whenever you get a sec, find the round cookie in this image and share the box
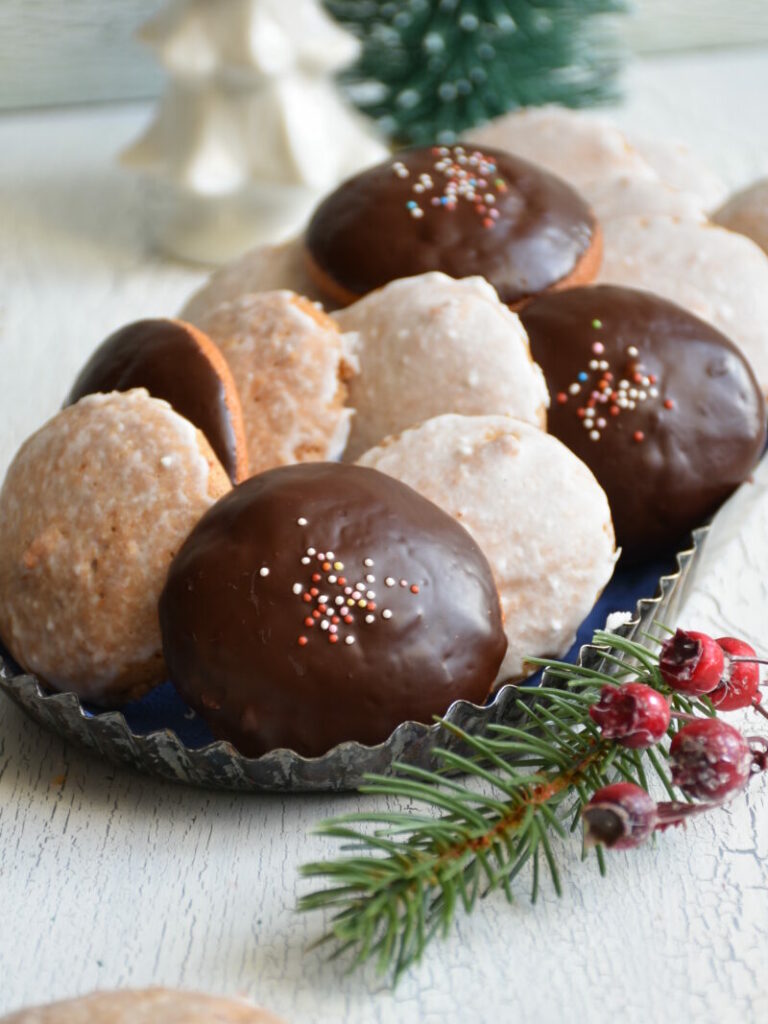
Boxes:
[195,291,357,475]
[159,462,507,756]
[626,133,727,210]
[466,107,713,222]
[519,285,766,560]
[0,390,230,704]
[713,178,768,255]
[68,318,249,484]
[597,215,768,395]
[465,106,654,192]
[304,144,602,308]
[0,989,284,1024]
[335,272,549,460]
[357,414,616,682]
[180,236,329,324]
[580,172,706,224]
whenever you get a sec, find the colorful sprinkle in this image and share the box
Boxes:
[291,527,418,648]
[556,338,672,444]
[395,147,509,228]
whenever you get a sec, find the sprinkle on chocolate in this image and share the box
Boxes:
[395,146,508,229]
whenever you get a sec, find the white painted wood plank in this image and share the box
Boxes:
[626,0,768,53]
[2,0,768,111]
[1,49,768,1024]
[0,0,163,110]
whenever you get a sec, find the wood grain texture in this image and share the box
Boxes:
[626,0,768,53]
[2,0,768,111]
[0,0,164,110]
[1,49,768,1024]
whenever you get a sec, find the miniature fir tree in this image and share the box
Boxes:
[326,0,627,146]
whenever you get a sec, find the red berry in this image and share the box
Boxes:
[670,718,752,800]
[709,637,762,711]
[589,683,671,748]
[658,629,724,695]
[583,782,657,850]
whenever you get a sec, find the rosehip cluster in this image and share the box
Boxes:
[583,714,766,850]
[589,631,766,756]
[659,629,763,710]
[583,628,768,851]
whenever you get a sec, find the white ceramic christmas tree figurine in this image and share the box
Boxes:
[122,0,387,264]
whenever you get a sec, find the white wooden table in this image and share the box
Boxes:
[2,49,768,1024]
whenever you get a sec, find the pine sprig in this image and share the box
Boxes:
[299,629,715,980]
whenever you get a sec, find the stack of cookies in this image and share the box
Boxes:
[1,117,765,758]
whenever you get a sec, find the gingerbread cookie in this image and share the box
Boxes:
[520,285,766,559]
[713,178,768,255]
[195,291,357,475]
[467,107,713,223]
[466,106,652,191]
[180,236,328,324]
[627,133,727,210]
[68,318,249,484]
[160,462,507,756]
[357,414,616,682]
[0,989,284,1024]
[598,216,768,394]
[581,173,705,224]
[0,391,230,704]
[304,145,602,308]
[334,272,549,460]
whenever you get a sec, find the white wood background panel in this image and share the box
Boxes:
[2,0,768,111]
[1,48,768,1024]
[0,0,163,109]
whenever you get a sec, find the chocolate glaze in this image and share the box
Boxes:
[159,463,506,757]
[520,285,767,560]
[305,145,598,306]
[68,319,243,482]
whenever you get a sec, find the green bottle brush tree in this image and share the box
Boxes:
[325,0,628,145]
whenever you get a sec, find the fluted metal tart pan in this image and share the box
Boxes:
[0,528,707,792]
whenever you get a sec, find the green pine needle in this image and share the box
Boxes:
[298,625,715,982]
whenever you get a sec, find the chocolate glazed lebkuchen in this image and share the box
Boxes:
[159,462,508,757]
[305,144,602,308]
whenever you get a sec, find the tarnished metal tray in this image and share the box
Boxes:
[0,528,708,792]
